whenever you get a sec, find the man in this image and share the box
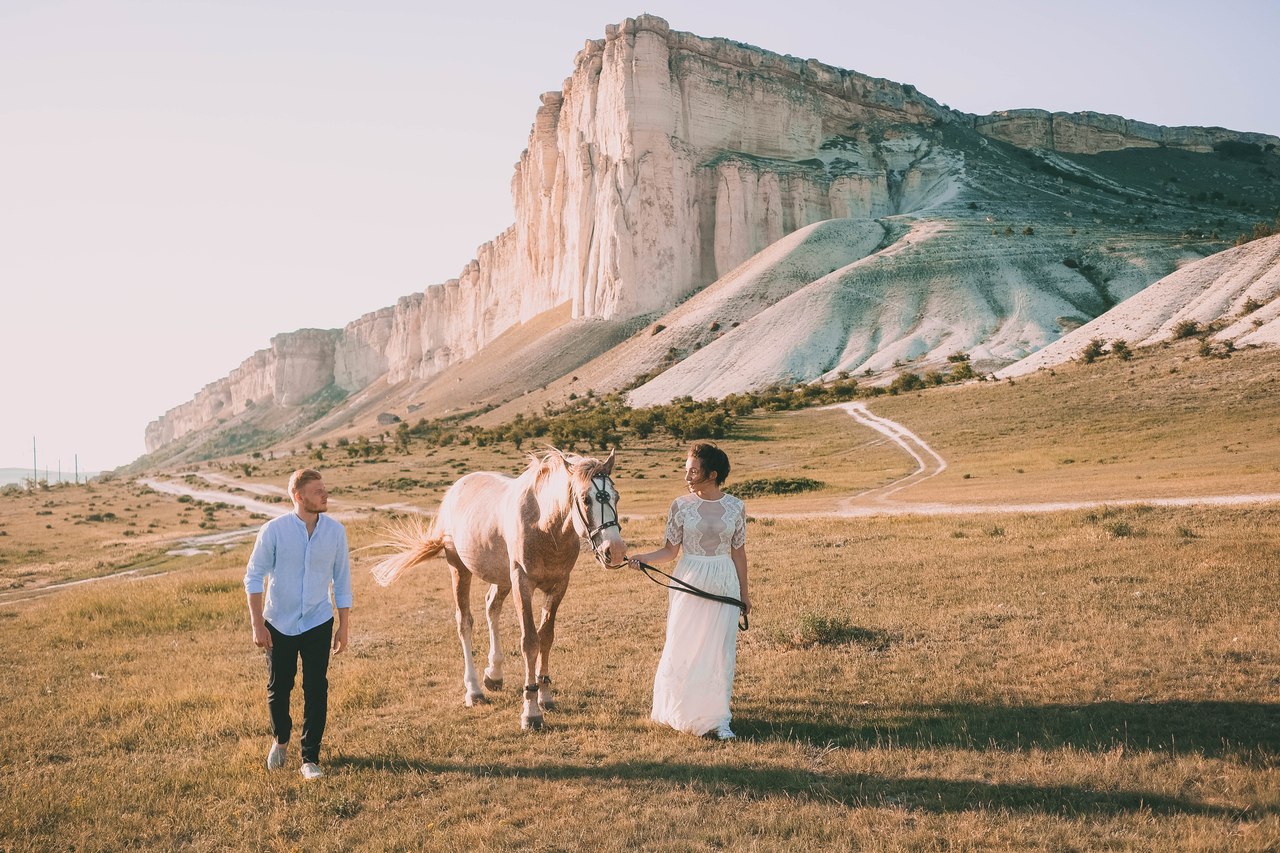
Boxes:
[244,468,352,780]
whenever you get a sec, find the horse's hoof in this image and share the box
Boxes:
[539,699,557,711]
[521,715,544,731]
[483,675,504,691]
[465,692,489,707]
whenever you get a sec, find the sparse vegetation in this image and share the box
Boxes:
[731,476,824,498]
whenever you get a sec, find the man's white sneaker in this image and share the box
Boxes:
[266,742,286,770]
[715,724,736,740]
[300,762,324,780]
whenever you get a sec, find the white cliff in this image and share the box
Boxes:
[145,14,1280,453]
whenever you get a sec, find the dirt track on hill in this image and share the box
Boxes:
[825,402,1280,517]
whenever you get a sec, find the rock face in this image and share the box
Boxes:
[971,109,1280,155]
[145,14,1280,454]
[145,329,339,451]
[997,234,1280,378]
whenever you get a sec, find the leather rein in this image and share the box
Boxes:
[574,474,748,631]
[631,559,749,631]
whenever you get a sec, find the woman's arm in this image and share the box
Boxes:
[629,540,681,566]
[731,543,750,615]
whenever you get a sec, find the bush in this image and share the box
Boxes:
[1110,339,1133,360]
[1172,320,1201,340]
[888,372,924,394]
[781,614,892,650]
[1080,338,1106,363]
[732,477,824,498]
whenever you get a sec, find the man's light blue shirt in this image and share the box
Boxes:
[244,512,353,636]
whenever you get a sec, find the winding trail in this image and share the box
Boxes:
[7,404,1279,605]
[827,402,1280,517]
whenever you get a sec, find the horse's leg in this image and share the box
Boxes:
[482,583,508,692]
[509,563,543,731]
[447,555,486,707]
[535,580,568,711]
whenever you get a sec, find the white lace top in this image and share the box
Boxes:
[664,493,747,557]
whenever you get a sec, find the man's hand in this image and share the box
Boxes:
[252,621,272,650]
[332,621,349,655]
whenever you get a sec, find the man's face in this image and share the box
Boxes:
[293,478,329,514]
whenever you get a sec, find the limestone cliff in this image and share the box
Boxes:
[144,14,1280,454]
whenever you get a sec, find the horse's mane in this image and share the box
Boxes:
[525,447,612,492]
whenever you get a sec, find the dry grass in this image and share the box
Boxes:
[0,478,263,596]
[873,341,1280,506]
[3,342,1279,850]
[1,504,1277,851]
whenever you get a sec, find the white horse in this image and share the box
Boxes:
[369,449,626,730]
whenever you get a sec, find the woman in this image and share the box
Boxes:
[629,442,751,739]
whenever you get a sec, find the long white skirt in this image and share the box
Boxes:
[650,553,740,736]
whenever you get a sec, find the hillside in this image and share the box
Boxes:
[998,232,1280,377]
[139,14,1280,465]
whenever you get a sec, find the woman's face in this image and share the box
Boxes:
[684,456,712,490]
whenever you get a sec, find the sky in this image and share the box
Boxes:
[3,0,1277,473]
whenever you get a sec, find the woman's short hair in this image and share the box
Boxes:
[688,442,730,486]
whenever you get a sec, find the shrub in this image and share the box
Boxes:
[732,477,824,498]
[781,613,892,650]
[1172,320,1201,340]
[888,372,924,394]
[1080,338,1106,363]
[1108,521,1133,538]
[1110,339,1133,360]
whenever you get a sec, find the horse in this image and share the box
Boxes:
[369,449,626,730]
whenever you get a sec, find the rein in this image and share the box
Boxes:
[631,559,749,632]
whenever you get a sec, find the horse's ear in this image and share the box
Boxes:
[603,448,616,475]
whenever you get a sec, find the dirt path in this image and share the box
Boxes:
[826,402,1280,517]
[8,408,1278,605]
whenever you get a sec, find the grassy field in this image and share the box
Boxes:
[0,478,265,597]
[0,505,1277,851]
[2,344,1278,850]
[871,340,1280,507]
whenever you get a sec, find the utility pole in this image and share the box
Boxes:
[32,436,37,484]
[75,454,79,485]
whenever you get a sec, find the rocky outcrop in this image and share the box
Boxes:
[144,329,339,451]
[146,14,967,450]
[145,14,1280,453]
[972,109,1280,155]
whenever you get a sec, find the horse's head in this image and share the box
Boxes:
[560,449,627,568]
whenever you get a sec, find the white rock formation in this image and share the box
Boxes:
[145,14,1280,453]
[997,233,1280,377]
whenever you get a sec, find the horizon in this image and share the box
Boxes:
[3,0,1278,471]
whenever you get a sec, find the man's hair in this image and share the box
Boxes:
[688,442,730,486]
[288,468,323,496]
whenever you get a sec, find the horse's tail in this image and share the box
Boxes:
[367,516,447,587]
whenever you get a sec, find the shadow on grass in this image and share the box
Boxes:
[735,699,1280,763]
[332,753,1262,818]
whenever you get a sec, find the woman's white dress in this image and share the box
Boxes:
[651,492,747,736]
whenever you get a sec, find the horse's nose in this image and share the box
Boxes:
[602,537,626,568]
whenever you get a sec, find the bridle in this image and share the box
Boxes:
[570,469,747,630]
[571,473,624,567]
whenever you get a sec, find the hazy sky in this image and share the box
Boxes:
[3,0,1277,473]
